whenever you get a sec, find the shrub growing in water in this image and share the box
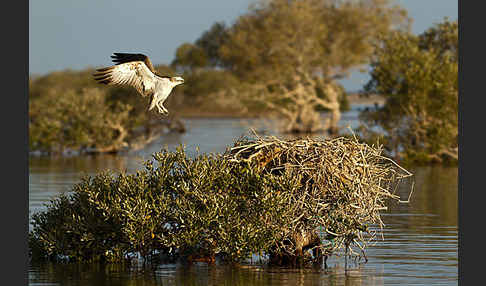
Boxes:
[29,136,412,266]
[29,146,294,263]
[360,19,458,164]
[29,87,133,154]
[29,66,184,155]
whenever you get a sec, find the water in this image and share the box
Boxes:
[28,105,458,285]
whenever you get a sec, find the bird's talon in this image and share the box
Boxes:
[159,110,169,117]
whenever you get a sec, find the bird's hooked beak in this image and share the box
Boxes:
[171,76,184,85]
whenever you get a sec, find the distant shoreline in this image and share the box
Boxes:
[176,93,385,119]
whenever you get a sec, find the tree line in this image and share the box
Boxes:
[29,0,458,164]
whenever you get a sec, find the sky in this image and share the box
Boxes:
[29,0,457,91]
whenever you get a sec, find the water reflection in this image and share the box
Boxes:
[28,107,458,285]
[29,261,387,286]
[364,165,458,285]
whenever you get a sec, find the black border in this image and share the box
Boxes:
[6,0,28,284]
[459,0,480,284]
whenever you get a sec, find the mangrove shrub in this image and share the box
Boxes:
[361,18,458,164]
[29,66,184,155]
[29,146,294,263]
[29,135,412,265]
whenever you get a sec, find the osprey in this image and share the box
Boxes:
[93,53,184,115]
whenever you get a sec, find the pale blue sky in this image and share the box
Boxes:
[29,0,457,91]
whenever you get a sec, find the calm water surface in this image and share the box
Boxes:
[29,106,458,285]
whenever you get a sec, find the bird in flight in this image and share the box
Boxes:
[93,53,184,116]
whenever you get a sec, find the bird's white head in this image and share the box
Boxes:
[170,76,185,86]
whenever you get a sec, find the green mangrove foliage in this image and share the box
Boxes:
[171,21,231,72]
[29,146,295,263]
[360,18,458,164]
[29,135,411,266]
[29,87,133,154]
[29,66,184,155]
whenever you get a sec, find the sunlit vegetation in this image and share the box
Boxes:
[171,0,408,134]
[28,0,457,163]
[29,65,185,155]
[360,18,458,164]
[29,135,411,266]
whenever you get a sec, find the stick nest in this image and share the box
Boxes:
[225,132,413,260]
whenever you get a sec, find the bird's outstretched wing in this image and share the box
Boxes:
[93,53,156,97]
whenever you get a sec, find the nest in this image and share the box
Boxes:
[225,131,413,261]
